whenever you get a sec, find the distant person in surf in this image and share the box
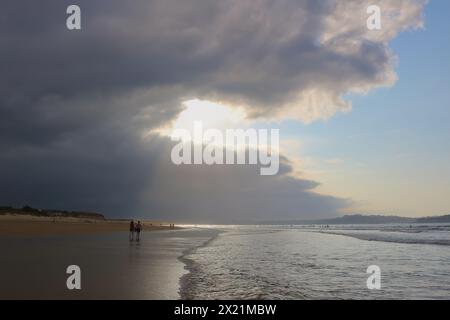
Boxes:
[135,221,142,241]
[129,220,135,241]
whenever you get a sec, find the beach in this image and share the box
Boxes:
[0,227,218,299]
[0,214,204,299]
[0,214,177,236]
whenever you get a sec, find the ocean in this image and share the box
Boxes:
[180,224,450,300]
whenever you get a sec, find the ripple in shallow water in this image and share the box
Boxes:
[180,225,450,300]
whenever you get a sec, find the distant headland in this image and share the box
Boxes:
[261,214,450,225]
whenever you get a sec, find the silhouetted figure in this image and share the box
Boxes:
[135,221,142,241]
[129,220,135,241]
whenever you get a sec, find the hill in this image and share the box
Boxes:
[262,214,450,225]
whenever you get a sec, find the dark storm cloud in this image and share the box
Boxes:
[0,0,423,221]
[0,128,160,215]
[0,130,350,220]
[145,150,350,223]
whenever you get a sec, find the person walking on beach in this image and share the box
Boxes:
[129,220,135,241]
[135,221,142,241]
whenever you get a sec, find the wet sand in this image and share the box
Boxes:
[0,228,218,299]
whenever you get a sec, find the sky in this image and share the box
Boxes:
[1,0,448,222]
[281,0,450,216]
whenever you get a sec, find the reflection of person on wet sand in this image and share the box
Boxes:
[129,220,135,241]
[135,221,142,241]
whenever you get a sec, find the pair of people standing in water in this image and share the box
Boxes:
[129,220,142,241]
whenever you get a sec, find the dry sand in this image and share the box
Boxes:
[0,214,178,236]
